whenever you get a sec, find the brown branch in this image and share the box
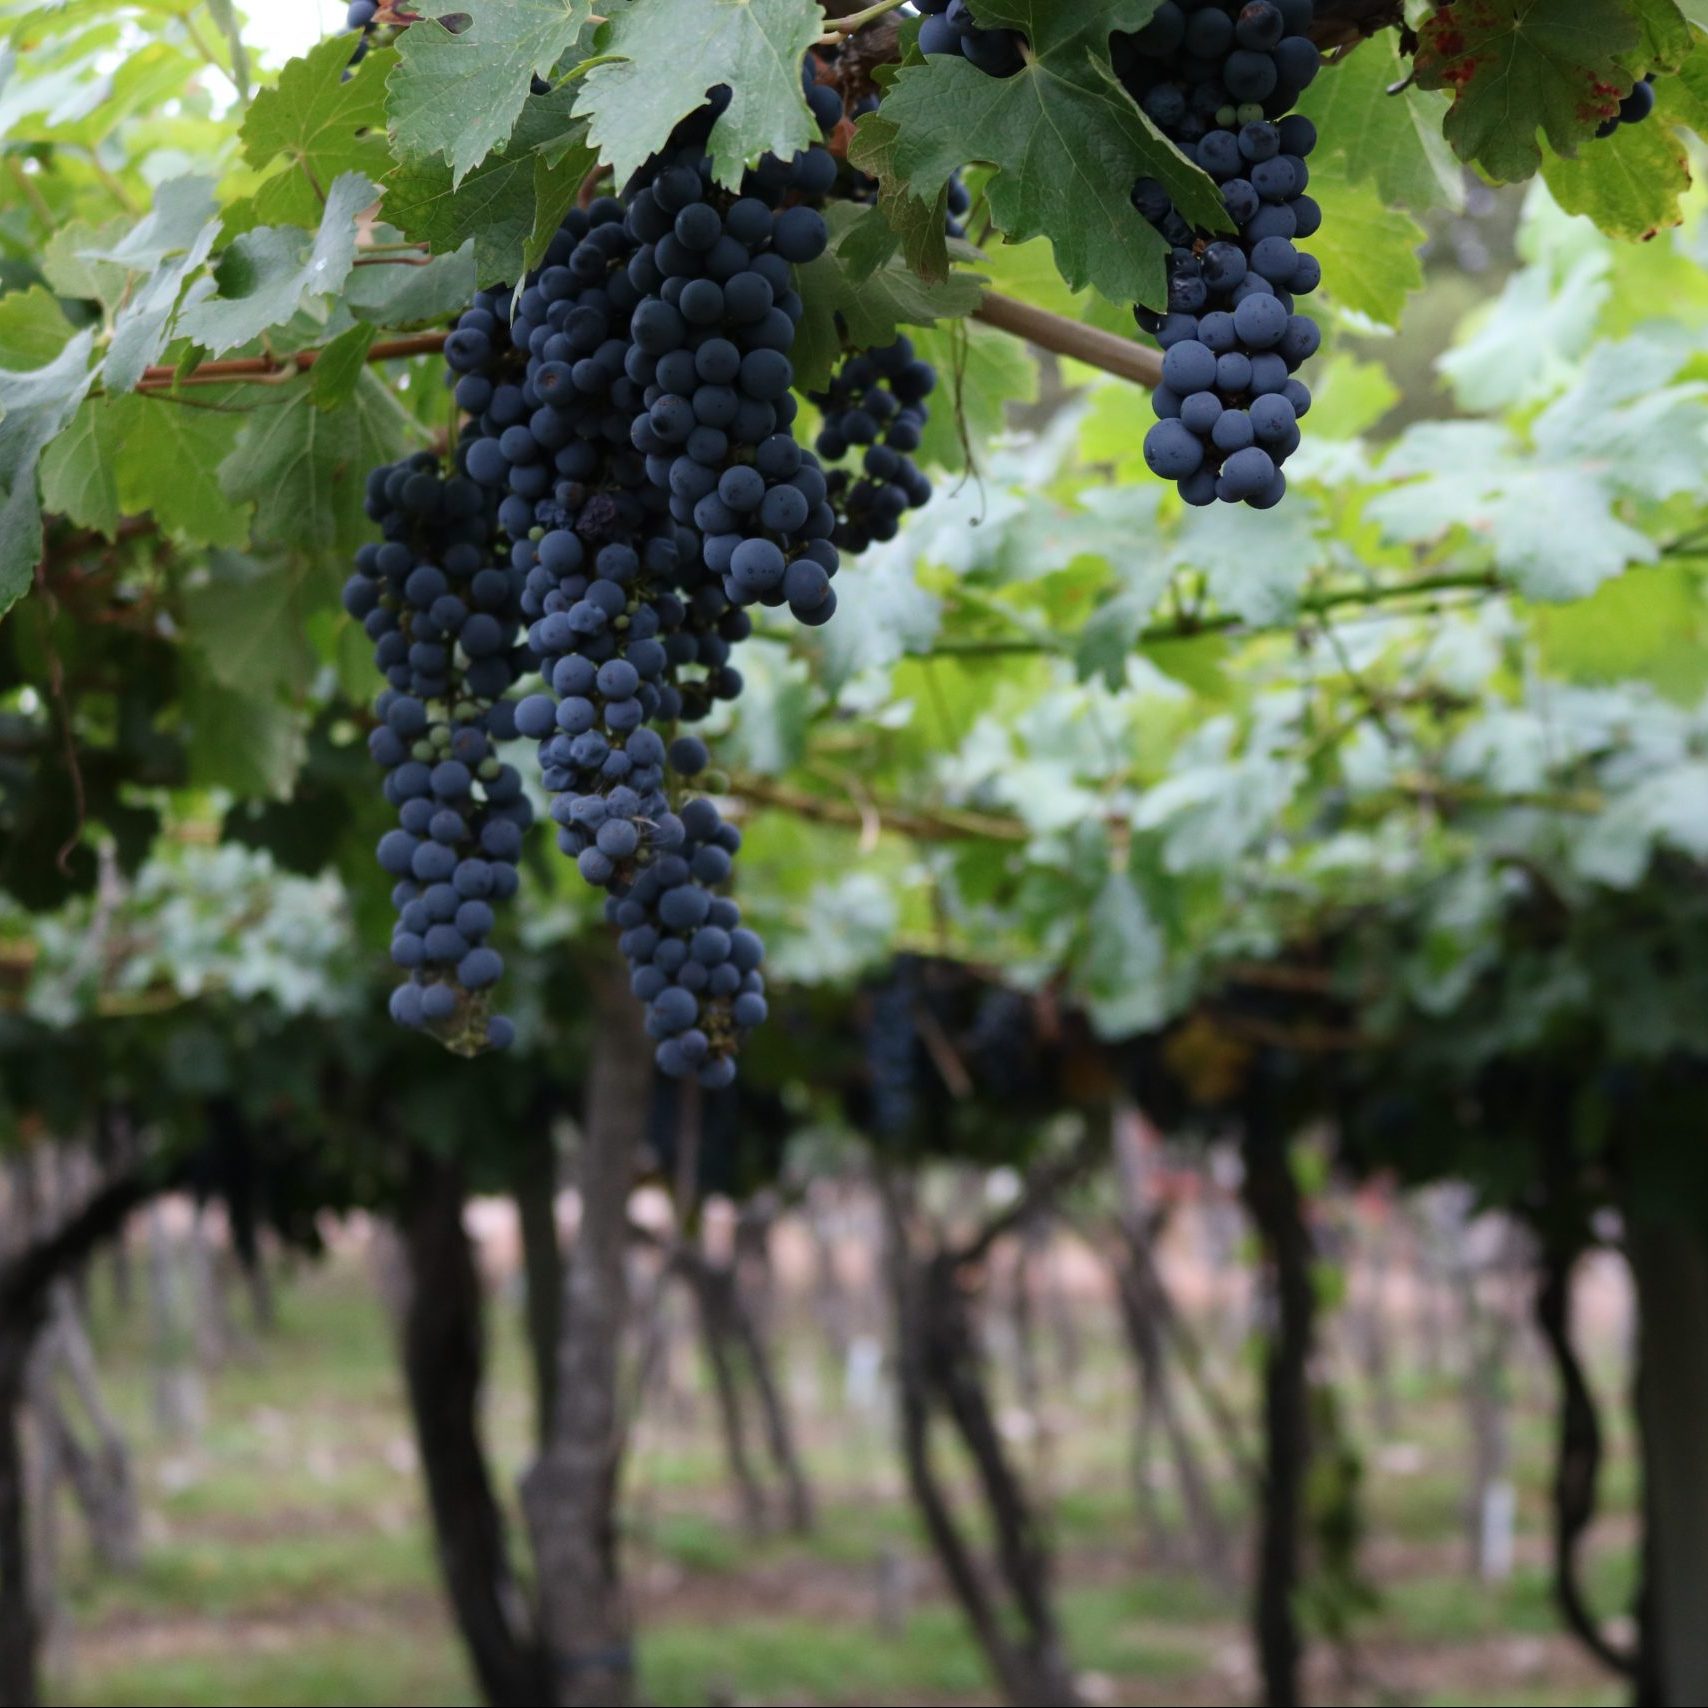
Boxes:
[973,292,1163,389]
[727,772,1030,844]
[125,295,1175,401]
[131,331,449,394]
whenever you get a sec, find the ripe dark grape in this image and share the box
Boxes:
[1597,73,1658,138]
[811,336,937,554]
[1115,0,1323,507]
[351,454,530,1054]
[919,0,1028,78]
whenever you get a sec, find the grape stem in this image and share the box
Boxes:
[816,0,911,42]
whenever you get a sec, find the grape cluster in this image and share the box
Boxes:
[357,65,951,1081]
[344,454,531,1054]
[1597,74,1656,138]
[626,146,842,628]
[811,336,936,552]
[917,0,1028,77]
[1113,0,1322,507]
[437,131,816,1085]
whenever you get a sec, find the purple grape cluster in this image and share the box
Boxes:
[345,455,532,1054]
[810,336,936,553]
[916,0,1027,77]
[1113,0,1323,507]
[1597,74,1656,138]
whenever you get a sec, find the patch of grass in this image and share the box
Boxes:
[1381,1553,1637,1646]
[63,1629,476,1708]
[68,1525,441,1622]
[641,1582,1209,1708]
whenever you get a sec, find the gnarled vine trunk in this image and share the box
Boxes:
[1629,1215,1708,1708]
[1241,1095,1315,1708]
[880,1169,1082,1708]
[521,971,650,1708]
[397,1151,547,1708]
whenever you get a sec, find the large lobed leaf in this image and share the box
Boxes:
[388,0,596,186]
[854,0,1231,308]
[0,331,98,615]
[572,0,823,190]
[385,85,597,286]
[1413,0,1673,181]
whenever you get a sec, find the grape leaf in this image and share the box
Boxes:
[112,395,250,548]
[1304,179,1425,328]
[39,398,124,535]
[71,176,222,390]
[181,553,317,697]
[385,88,595,286]
[1368,420,1659,599]
[0,288,79,367]
[345,242,479,326]
[1413,0,1642,181]
[1075,871,1170,1038]
[843,108,951,285]
[238,34,393,230]
[791,204,987,393]
[863,0,1231,309]
[0,330,97,615]
[910,318,1039,476]
[572,0,823,191]
[388,0,596,187]
[183,669,305,799]
[1541,106,1691,237]
[178,173,376,356]
[218,370,417,555]
[1541,31,1706,237]
[1625,0,1696,67]
[1295,33,1462,213]
[309,321,378,410]
[41,217,134,315]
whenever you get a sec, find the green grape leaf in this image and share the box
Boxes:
[308,320,378,410]
[1305,178,1425,327]
[183,669,305,799]
[239,34,392,230]
[1625,0,1696,68]
[385,88,593,285]
[41,217,134,316]
[38,398,124,535]
[0,330,97,615]
[1295,33,1462,213]
[0,288,79,367]
[792,205,987,393]
[910,318,1039,476]
[1532,562,1708,701]
[863,0,1230,308]
[573,0,822,191]
[1413,0,1642,181]
[345,242,480,326]
[1367,418,1662,599]
[844,108,951,284]
[72,176,222,390]
[388,0,596,186]
[218,370,417,555]
[1074,871,1170,1038]
[179,173,376,356]
[180,553,317,697]
[1541,108,1691,237]
[112,394,251,548]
